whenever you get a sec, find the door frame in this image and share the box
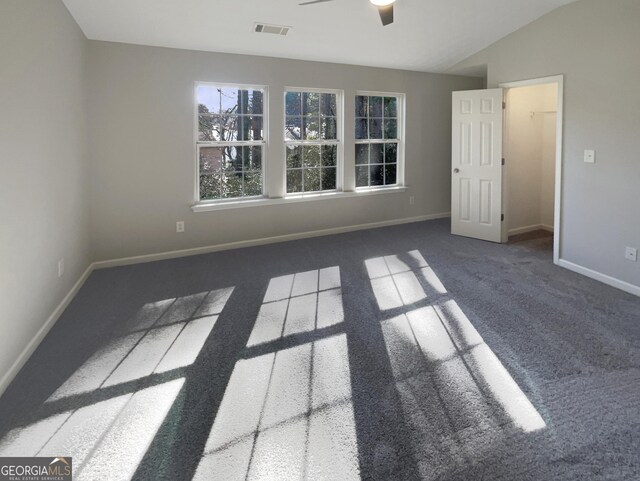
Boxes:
[499,75,564,265]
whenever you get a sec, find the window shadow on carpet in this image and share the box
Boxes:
[0,242,550,481]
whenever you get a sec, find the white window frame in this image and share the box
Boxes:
[354,90,405,190]
[194,81,269,204]
[283,87,344,197]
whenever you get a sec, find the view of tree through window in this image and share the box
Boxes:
[285,90,339,194]
[355,94,399,188]
[196,84,265,200]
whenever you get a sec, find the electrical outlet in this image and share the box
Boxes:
[584,149,595,163]
[57,258,65,278]
[409,196,415,205]
[625,246,637,262]
[176,221,185,233]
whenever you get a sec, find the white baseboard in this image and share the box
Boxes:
[0,264,95,397]
[509,224,554,236]
[558,259,640,297]
[93,213,451,269]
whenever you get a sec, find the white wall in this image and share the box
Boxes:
[449,0,640,288]
[505,84,557,234]
[86,41,482,261]
[0,1,91,389]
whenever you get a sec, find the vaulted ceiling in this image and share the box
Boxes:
[62,0,578,72]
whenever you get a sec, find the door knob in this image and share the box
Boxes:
[453,168,460,173]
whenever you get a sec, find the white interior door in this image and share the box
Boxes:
[451,89,504,242]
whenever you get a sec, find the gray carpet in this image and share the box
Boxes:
[0,218,639,480]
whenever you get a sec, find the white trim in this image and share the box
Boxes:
[93,212,450,269]
[354,91,406,187]
[508,224,554,236]
[558,259,640,297]
[194,82,269,201]
[499,75,564,265]
[0,264,94,397]
[192,186,408,212]
[283,88,344,194]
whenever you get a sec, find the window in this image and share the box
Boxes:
[196,83,266,200]
[355,93,402,188]
[285,89,341,194]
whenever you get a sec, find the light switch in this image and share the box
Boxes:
[584,149,595,163]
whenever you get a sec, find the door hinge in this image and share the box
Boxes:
[502,158,505,166]
[502,101,506,110]
[501,214,505,222]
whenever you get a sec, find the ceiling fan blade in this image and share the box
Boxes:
[299,0,335,5]
[377,4,394,26]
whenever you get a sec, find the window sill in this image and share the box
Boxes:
[191,186,408,212]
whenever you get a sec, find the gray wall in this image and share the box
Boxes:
[0,1,91,388]
[87,41,481,261]
[449,0,640,288]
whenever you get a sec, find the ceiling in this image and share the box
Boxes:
[62,0,577,73]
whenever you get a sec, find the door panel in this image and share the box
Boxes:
[451,89,503,242]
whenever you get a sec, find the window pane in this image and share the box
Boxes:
[322,168,337,191]
[384,97,397,118]
[285,89,341,195]
[384,118,397,139]
[303,145,321,167]
[355,96,368,117]
[370,164,384,186]
[219,115,239,142]
[303,116,320,140]
[369,118,383,139]
[220,88,240,113]
[355,118,368,140]
[238,90,250,115]
[221,172,243,198]
[245,171,262,196]
[197,85,220,113]
[220,146,240,171]
[286,91,302,116]
[384,164,397,185]
[369,96,383,117]
[196,84,266,202]
[320,94,337,117]
[243,146,262,171]
[248,116,264,141]
[322,145,337,167]
[370,143,384,164]
[304,168,321,192]
[355,166,369,187]
[320,117,337,140]
[237,116,251,141]
[198,114,218,141]
[200,146,222,173]
[246,90,264,115]
[287,169,303,193]
[287,145,302,169]
[200,173,221,199]
[384,143,398,163]
[355,144,369,165]
[285,116,302,141]
[303,92,320,116]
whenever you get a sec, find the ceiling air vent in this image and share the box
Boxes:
[254,23,291,36]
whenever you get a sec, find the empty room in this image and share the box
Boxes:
[1,0,639,480]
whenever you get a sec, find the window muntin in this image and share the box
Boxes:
[355,94,400,188]
[196,84,266,200]
[285,90,340,194]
